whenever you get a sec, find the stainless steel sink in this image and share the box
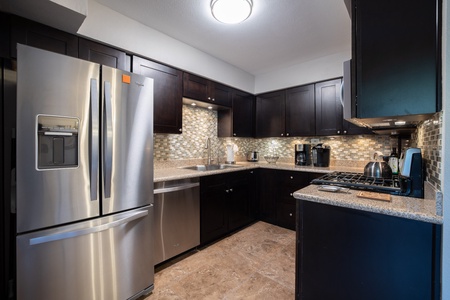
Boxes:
[181,164,241,171]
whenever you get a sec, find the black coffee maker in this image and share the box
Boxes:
[295,144,312,166]
[312,144,331,167]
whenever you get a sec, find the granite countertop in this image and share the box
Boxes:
[293,185,443,225]
[154,161,362,182]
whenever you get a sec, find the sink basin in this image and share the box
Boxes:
[181,164,241,171]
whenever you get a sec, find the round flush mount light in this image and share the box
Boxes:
[211,0,253,24]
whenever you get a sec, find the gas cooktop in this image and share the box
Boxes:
[311,171,403,195]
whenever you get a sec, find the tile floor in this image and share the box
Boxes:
[144,221,296,300]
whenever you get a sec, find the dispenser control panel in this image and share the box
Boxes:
[37,115,79,169]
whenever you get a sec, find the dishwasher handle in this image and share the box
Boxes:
[154,182,199,194]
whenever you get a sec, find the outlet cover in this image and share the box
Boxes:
[311,138,320,144]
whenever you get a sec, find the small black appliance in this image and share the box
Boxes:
[312,144,331,167]
[295,144,311,166]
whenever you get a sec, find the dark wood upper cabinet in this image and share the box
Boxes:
[255,90,286,138]
[183,72,232,107]
[219,90,254,137]
[353,0,440,118]
[315,79,343,136]
[78,38,127,70]
[285,84,315,136]
[10,15,78,58]
[132,56,183,134]
[232,90,254,137]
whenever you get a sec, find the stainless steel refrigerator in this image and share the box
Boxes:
[15,44,154,300]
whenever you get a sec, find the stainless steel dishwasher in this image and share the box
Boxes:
[153,178,200,265]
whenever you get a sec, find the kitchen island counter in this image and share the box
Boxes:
[293,184,442,224]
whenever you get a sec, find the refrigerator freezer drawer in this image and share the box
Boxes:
[16,206,154,300]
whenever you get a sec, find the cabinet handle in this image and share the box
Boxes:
[286,133,290,136]
[281,133,284,136]
[250,171,253,174]
[289,213,293,217]
[343,130,347,134]
[179,128,182,132]
[290,193,293,196]
[229,188,233,192]
[337,130,341,134]
[208,96,211,100]
[233,133,236,136]
[290,176,293,179]
[212,98,215,102]
[225,189,229,193]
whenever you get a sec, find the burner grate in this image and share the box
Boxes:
[311,171,402,194]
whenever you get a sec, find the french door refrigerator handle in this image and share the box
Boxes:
[29,210,149,245]
[90,79,99,201]
[104,81,113,198]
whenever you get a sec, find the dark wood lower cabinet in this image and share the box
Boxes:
[200,170,256,245]
[296,200,441,300]
[259,169,321,230]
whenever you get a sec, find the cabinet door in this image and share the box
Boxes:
[78,38,127,70]
[183,72,208,101]
[258,169,278,223]
[298,201,441,300]
[255,91,286,138]
[285,84,315,137]
[315,79,343,136]
[211,82,232,107]
[354,0,438,118]
[200,175,228,245]
[277,171,311,230]
[227,171,253,231]
[231,90,254,137]
[133,56,182,134]
[10,15,78,58]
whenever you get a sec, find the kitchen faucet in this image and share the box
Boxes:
[205,137,212,165]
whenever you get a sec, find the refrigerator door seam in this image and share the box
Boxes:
[28,210,148,245]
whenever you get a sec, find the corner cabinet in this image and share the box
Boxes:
[286,84,316,136]
[200,170,256,245]
[132,56,183,134]
[296,201,441,300]
[255,91,286,138]
[259,169,322,230]
[218,90,255,137]
[183,72,232,107]
[353,0,440,119]
[255,87,316,138]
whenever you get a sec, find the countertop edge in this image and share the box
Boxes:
[293,187,443,225]
[154,162,359,182]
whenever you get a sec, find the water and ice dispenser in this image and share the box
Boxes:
[37,115,79,169]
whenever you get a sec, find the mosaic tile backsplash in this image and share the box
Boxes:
[155,105,395,161]
[154,105,442,191]
[412,111,442,191]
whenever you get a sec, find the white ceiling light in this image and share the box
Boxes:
[211,0,253,24]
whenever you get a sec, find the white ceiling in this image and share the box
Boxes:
[94,0,351,76]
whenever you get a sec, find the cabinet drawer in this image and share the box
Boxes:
[277,201,296,230]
